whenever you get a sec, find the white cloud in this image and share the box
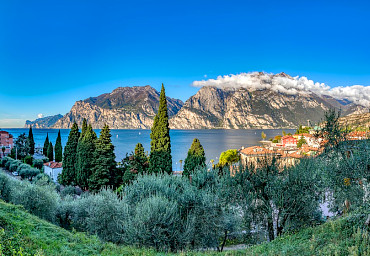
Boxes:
[192,72,370,107]
[37,113,44,119]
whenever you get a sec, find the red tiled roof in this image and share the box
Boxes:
[44,161,63,169]
[240,146,277,156]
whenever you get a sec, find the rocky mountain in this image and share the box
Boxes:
[24,114,63,128]
[169,73,368,129]
[339,112,370,129]
[52,86,183,129]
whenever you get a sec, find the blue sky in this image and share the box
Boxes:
[1,0,369,127]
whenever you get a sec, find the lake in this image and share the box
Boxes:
[3,128,295,170]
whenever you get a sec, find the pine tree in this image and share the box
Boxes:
[148,84,172,174]
[89,124,116,192]
[59,122,80,185]
[135,143,146,158]
[54,130,63,162]
[28,127,35,155]
[47,142,54,161]
[76,124,97,190]
[183,138,206,177]
[43,133,49,156]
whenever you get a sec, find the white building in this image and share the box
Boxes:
[43,161,63,182]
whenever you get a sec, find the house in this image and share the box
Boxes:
[281,136,298,147]
[43,161,63,182]
[0,131,14,157]
[294,133,321,148]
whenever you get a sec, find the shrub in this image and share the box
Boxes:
[24,155,33,165]
[124,195,181,251]
[0,173,19,201]
[10,182,59,222]
[4,158,14,170]
[33,173,53,186]
[9,160,22,172]
[84,189,127,243]
[32,159,44,170]
[55,195,76,230]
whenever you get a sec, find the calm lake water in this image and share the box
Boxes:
[4,128,294,171]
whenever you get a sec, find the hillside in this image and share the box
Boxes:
[52,86,183,129]
[1,199,369,255]
[24,114,63,128]
[339,112,370,129]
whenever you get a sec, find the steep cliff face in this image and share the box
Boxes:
[24,114,63,128]
[169,86,366,129]
[52,86,183,129]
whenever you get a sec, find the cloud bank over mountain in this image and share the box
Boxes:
[192,72,370,107]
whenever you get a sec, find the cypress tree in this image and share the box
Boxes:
[43,133,49,156]
[183,138,206,177]
[135,143,146,158]
[149,84,172,174]
[28,127,35,155]
[47,142,54,161]
[89,124,116,192]
[59,122,80,185]
[76,124,97,190]
[54,130,63,162]
[81,118,88,138]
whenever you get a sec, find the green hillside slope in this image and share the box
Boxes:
[0,199,369,256]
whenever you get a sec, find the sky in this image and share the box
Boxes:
[1,0,370,127]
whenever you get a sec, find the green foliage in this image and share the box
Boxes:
[32,159,44,169]
[24,155,33,165]
[89,124,117,192]
[295,124,311,134]
[47,142,53,161]
[1,146,5,157]
[219,149,239,167]
[272,135,282,143]
[297,135,307,148]
[14,133,30,159]
[149,84,172,174]
[183,138,206,177]
[43,133,49,156]
[54,130,63,162]
[319,109,346,150]
[28,126,35,155]
[120,144,149,186]
[60,122,80,185]
[76,124,97,190]
[81,118,87,138]
[261,131,267,140]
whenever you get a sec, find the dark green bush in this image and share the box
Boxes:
[24,155,33,165]
[32,159,44,169]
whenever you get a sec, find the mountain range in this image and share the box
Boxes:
[25,72,369,129]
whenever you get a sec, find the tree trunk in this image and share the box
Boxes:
[267,218,275,241]
[217,230,228,252]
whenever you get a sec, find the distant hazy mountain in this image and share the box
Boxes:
[52,86,183,129]
[24,114,63,128]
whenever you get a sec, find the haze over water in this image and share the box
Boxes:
[4,129,294,170]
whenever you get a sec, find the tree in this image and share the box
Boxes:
[43,133,49,156]
[14,133,30,160]
[28,127,35,155]
[149,84,172,174]
[219,149,239,167]
[297,135,307,148]
[76,124,97,190]
[55,130,63,162]
[47,142,54,161]
[89,124,117,192]
[319,108,346,150]
[261,131,267,140]
[81,118,88,138]
[2,147,5,157]
[183,138,206,177]
[59,122,80,185]
[120,143,149,186]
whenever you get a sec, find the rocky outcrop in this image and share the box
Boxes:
[24,114,63,128]
[169,86,367,129]
[52,86,183,129]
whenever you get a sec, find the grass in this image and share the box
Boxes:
[0,199,369,255]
